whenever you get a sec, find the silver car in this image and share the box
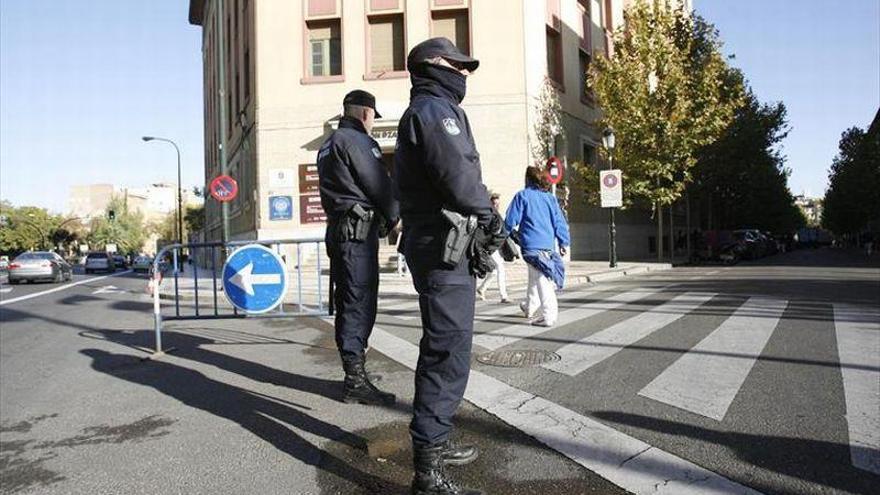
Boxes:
[8,251,73,284]
[84,252,115,274]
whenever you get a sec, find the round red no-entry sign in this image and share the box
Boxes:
[210,175,239,202]
[546,156,564,185]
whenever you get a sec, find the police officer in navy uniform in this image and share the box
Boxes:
[317,90,400,406]
[395,38,505,495]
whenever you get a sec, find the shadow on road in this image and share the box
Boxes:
[81,348,407,494]
[593,411,880,494]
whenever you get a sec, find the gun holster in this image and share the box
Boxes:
[336,204,374,242]
[440,208,478,268]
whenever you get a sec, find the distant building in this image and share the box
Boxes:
[188,0,690,259]
[68,184,116,223]
[794,195,823,227]
[68,183,200,224]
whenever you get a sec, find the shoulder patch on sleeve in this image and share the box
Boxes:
[442,118,461,136]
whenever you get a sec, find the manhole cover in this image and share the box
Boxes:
[476,349,560,368]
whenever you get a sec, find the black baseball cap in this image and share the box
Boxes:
[406,37,480,72]
[343,89,382,118]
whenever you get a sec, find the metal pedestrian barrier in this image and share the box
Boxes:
[150,238,327,357]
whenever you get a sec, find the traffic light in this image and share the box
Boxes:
[108,209,116,221]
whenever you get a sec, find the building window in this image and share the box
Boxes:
[431,9,470,55]
[546,26,563,86]
[368,14,405,74]
[582,142,597,167]
[307,20,342,77]
[579,50,592,103]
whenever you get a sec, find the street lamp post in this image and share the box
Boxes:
[602,128,618,268]
[142,136,184,245]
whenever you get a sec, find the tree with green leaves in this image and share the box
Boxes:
[585,0,744,259]
[0,201,60,254]
[88,196,147,254]
[691,91,805,233]
[822,115,880,237]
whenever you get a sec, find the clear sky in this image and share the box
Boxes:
[1,1,878,213]
[696,0,879,198]
[0,0,204,213]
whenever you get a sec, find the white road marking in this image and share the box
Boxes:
[833,304,880,475]
[368,327,762,495]
[545,292,716,376]
[0,271,133,306]
[0,288,12,294]
[638,297,787,421]
[473,288,664,351]
[92,285,126,295]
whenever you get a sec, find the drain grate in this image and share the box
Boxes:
[476,349,561,368]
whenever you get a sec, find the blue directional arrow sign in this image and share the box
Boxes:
[222,244,288,314]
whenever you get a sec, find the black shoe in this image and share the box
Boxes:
[342,359,395,406]
[439,440,479,466]
[411,444,483,495]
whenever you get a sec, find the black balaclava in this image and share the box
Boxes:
[409,62,467,104]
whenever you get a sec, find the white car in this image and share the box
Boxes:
[84,252,115,274]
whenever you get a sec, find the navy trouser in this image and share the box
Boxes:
[328,224,380,364]
[404,227,477,447]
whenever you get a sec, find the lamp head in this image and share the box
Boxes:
[602,127,616,150]
[141,136,154,142]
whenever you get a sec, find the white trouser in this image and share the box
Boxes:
[525,263,558,324]
[477,251,508,299]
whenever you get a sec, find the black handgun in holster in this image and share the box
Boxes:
[337,203,374,242]
[440,208,478,267]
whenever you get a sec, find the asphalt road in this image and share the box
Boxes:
[1,248,878,495]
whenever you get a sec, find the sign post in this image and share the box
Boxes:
[600,169,622,267]
[222,244,288,314]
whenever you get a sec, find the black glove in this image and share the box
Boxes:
[467,212,508,277]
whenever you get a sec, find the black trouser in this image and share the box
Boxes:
[328,222,380,364]
[404,226,476,447]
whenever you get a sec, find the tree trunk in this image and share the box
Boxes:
[657,202,664,261]
[669,204,674,260]
[686,192,691,260]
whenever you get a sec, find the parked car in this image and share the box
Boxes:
[84,252,115,274]
[732,229,765,260]
[7,251,73,284]
[132,255,153,273]
[112,254,128,270]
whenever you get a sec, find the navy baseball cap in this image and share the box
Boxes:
[343,89,382,118]
[406,37,479,72]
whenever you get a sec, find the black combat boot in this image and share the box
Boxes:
[342,359,395,406]
[411,444,483,495]
[439,440,479,466]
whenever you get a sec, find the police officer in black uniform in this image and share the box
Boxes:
[317,90,400,406]
[395,38,505,495]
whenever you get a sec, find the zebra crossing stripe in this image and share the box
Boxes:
[473,287,663,351]
[833,304,880,476]
[544,292,716,376]
[638,297,787,421]
[368,327,763,495]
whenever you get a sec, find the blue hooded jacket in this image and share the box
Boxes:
[504,186,570,251]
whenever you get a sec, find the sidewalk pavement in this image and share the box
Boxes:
[118,295,631,494]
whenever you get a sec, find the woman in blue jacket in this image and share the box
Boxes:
[504,166,570,326]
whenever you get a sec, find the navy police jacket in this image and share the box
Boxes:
[393,81,493,230]
[317,116,399,230]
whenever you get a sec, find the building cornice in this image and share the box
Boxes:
[189,0,206,26]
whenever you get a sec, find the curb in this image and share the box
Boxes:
[157,263,675,303]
